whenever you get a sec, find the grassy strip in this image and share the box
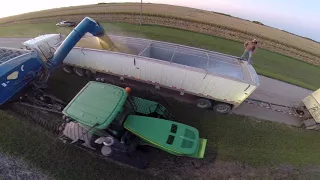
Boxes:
[0,110,154,180]
[0,22,319,90]
[172,102,320,166]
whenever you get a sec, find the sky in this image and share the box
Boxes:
[0,0,319,41]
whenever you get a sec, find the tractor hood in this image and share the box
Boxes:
[124,115,207,158]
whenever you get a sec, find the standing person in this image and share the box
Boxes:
[240,39,258,64]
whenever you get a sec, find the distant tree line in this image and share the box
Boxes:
[252,21,264,25]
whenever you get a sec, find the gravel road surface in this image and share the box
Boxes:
[0,152,49,180]
[0,37,313,126]
[234,76,312,126]
[0,38,30,49]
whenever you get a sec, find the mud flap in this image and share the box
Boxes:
[63,122,97,149]
[303,119,320,130]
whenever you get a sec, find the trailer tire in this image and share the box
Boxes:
[212,103,232,114]
[62,65,73,74]
[85,70,93,77]
[73,67,85,77]
[196,99,212,109]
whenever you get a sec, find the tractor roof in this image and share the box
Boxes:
[63,81,128,129]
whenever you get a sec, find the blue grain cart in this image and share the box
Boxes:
[0,17,104,106]
[0,48,43,105]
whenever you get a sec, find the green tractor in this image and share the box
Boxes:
[61,81,207,168]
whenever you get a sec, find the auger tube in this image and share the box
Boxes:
[47,17,104,69]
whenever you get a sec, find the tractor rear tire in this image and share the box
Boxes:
[73,67,85,77]
[212,103,232,114]
[196,98,212,109]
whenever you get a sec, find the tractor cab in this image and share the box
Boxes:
[62,81,131,137]
[62,81,206,158]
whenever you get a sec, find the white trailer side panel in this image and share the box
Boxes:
[181,70,207,93]
[137,58,162,83]
[199,74,250,103]
[161,65,186,88]
[64,48,256,107]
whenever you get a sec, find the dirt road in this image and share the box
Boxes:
[0,38,29,48]
[0,37,312,126]
[234,76,312,126]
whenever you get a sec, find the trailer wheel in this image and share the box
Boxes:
[196,99,212,109]
[73,67,85,77]
[85,70,93,77]
[212,103,232,114]
[62,65,73,74]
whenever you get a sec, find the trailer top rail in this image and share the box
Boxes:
[105,35,260,85]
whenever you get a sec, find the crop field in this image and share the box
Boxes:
[1,22,320,90]
[0,3,319,66]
